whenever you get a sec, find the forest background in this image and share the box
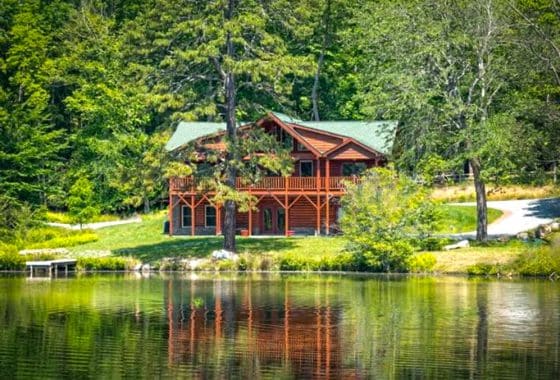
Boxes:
[1,0,559,242]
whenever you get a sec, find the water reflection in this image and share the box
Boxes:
[165,277,346,378]
[0,273,559,379]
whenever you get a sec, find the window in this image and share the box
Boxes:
[300,160,314,177]
[205,205,216,227]
[182,206,192,228]
[296,141,309,152]
[276,127,293,149]
[342,162,367,176]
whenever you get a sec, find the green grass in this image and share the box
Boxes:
[46,211,121,224]
[435,205,502,233]
[72,211,347,263]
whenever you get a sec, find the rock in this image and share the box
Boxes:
[19,248,69,255]
[211,249,238,260]
[185,258,206,270]
[536,225,552,238]
[134,263,143,271]
[498,235,510,243]
[141,264,151,272]
[443,240,470,251]
[516,232,529,241]
[551,222,560,232]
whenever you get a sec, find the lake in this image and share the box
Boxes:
[0,273,558,379]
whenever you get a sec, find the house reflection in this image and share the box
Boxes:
[164,278,361,379]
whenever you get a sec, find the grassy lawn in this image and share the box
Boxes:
[431,184,560,203]
[436,205,502,233]
[428,242,526,273]
[65,207,531,273]
[46,211,121,224]
[71,212,346,263]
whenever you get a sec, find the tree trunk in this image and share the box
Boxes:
[311,0,331,121]
[143,197,150,214]
[222,0,237,253]
[311,51,324,121]
[470,158,488,242]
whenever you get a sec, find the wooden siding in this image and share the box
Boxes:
[293,127,342,153]
[327,142,377,160]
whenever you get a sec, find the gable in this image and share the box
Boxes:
[292,126,343,154]
[327,141,378,160]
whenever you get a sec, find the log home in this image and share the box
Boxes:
[166,112,396,236]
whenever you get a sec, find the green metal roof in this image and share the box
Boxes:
[166,113,397,155]
[165,121,225,151]
[289,120,396,155]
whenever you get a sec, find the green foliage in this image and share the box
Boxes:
[407,253,437,273]
[341,167,438,272]
[0,242,18,256]
[278,251,359,272]
[511,247,560,276]
[466,263,501,276]
[77,256,138,271]
[67,178,100,228]
[415,237,454,252]
[0,195,37,244]
[0,252,26,270]
[45,211,119,224]
[26,232,98,249]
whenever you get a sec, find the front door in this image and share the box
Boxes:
[263,208,273,234]
[262,207,286,235]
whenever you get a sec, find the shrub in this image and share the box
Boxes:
[466,263,503,276]
[416,237,453,251]
[408,253,437,273]
[0,243,25,270]
[20,226,98,249]
[26,232,98,249]
[341,167,438,272]
[77,256,138,271]
[511,247,560,276]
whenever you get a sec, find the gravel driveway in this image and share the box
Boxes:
[451,198,560,237]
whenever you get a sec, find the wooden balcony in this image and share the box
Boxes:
[169,176,361,194]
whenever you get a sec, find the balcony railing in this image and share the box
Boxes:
[170,176,361,193]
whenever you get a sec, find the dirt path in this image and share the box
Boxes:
[47,216,142,230]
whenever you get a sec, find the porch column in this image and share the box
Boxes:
[248,188,253,236]
[168,179,173,236]
[190,195,195,236]
[326,159,330,235]
[316,158,321,235]
[216,205,222,235]
[285,176,289,237]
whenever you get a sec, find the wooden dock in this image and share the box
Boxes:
[26,259,77,277]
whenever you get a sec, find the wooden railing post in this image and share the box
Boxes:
[168,178,173,236]
[190,195,195,236]
[326,160,330,235]
[316,158,321,236]
[248,187,253,236]
[285,176,289,237]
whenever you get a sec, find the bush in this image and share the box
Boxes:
[20,226,98,249]
[416,237,453,251]
[277,252,361,272]
[77,256,138,271]
[466,263,504,276]
[341,167,438,272]
[237,254,277,271]
[0,243,25,270]
[408,253,437,273]
[511,247,560,276]
[26,232,98,249]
